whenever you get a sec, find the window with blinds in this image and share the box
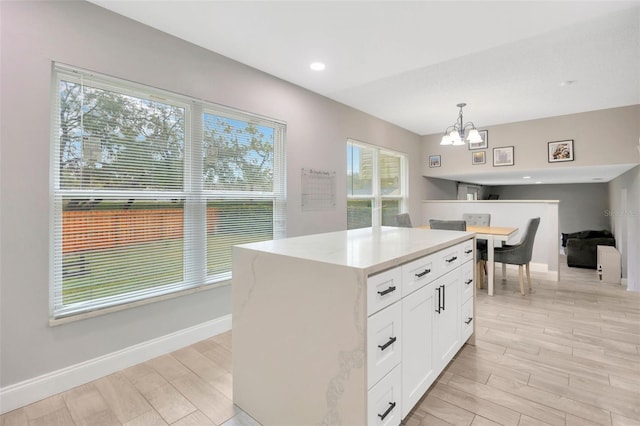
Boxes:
[346,139,408,229]
[51,63,286,319]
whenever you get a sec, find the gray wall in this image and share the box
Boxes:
[423,177,458,200]
[422,105,640,180]
[0,1,424,387]
[491,183,611,235]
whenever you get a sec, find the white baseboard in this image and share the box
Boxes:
[0,315,232,415]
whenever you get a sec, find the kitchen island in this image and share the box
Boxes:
[232,226,476,425]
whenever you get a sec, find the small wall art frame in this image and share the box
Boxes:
[429,155,441,168]
[468,130,488,150]
[548,139,574,162]
[472,151,486,165]
[493,146,514,167]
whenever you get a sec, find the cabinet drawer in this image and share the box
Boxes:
[368,267,402,316]
[460,239,474,263]
[367,302,402,388]
[460,260,474,302]
[368,364,401,426]
[461,298,474,342]
[402,253,437,296]
[437,243,462,275]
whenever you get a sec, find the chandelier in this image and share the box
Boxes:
[440,103,483,146]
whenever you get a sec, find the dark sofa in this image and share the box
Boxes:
[562,230,615,269]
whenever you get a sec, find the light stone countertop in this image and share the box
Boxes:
[234,226,475,276]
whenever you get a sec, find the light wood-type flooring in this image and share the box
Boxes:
[2,257,639,426]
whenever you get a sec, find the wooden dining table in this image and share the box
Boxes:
[418,225,519,296]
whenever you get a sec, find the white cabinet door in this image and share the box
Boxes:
[368,302,402,388]
[432,268,461,370]
[401,283,436,418]
[368,365,402,426]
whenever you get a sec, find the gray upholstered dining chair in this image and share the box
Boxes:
[429,219,466,231]
[463,213,491,276]
[462,213,491,227]
[484,217,540,295]
[395,213,413,228]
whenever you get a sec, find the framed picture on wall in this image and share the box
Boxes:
[428,155,441,168]
[548,139,574,162]
[472,151,486,165]
[468,130,488,150]
[493,146,514,167]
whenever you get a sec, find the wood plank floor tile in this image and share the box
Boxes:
[565,413,611,426]
[528,369,640,421]
[470,415,502,426]
[518,414,554,426]
[208,371,233,400]
[504,347,612,383]
[170,411,215,426]
[611,412,640,426]
[169,372,238,425]
[481,329,542,355]
[609,374,640,392]
[0,409,27,426]
[62,383,120,426]
[122,410,167,426]
[429,382,520,426]
[94,372,152,424]
[446,356,492,384]
[201,345,233,373]
[220,410,261,426]
[446,374,566,425]
[125,368,196,424]
[417,412,454,426]
[487,374,611,425]
[146,355,192,382]
[23,395,66,421]
[170,346,227,386]
[28,407,75,426]
[210,331,232,351]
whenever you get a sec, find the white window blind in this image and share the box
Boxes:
[51,63,286,319]
[346,139,407,229]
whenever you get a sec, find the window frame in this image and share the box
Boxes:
[346,139,408,229]
[50,63,286,321]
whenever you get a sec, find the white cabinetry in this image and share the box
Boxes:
[233,227,475,426]
[400,282,436,417]
[400,241,473,418]
[369,240,474,421]
[432,268,461,371]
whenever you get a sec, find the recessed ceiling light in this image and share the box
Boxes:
[310,62,326,71]
[523,176,531,179]
[593,177,603,181]
[559,80,576,87]
[535,181,542,184]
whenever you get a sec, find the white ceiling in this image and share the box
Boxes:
[89,0,640,185]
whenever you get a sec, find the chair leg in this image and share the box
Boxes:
[526,263,532,292]
[477,261,484,289]
[518,265,525,295]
